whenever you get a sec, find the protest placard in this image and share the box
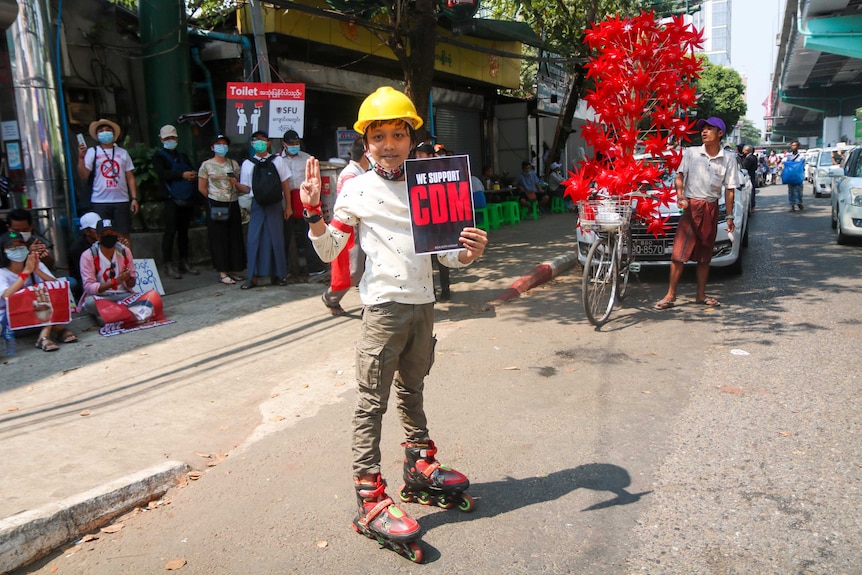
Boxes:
[5,280,72,329]
[405,155,475,254]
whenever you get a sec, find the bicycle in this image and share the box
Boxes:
[578,198,639,327]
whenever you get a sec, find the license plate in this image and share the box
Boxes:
[632,239,666,255]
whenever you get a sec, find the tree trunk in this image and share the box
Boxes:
[547,65,586,175]
[545,0,600,177]
[402,0,436,142]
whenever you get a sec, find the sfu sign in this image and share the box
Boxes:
[225,82,306,140]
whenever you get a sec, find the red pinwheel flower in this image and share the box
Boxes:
[643,133,668,157]
[646,214,672,238]
[654,183,677,209]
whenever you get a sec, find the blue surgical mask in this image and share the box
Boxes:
[4,246,28,262]
[286,145,301,155]
[97,131,114,145]
[163,140,178,150]
[252,141,268,153]
[213,144,229,157]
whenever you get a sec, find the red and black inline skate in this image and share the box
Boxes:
[352,474,424,563]
[398,440,475,512]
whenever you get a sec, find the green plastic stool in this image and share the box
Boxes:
[500,201,521,225]
[551,196,565,214]
[475,207,490,231]
[487,203,503,229]
[520,200,539,221]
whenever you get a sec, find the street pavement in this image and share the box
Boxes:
[0,209,580,572]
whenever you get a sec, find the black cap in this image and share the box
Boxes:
[96,219,117,235]
[415,143,435,155]
[282,130,300,142]
[0,231,25,249]
[213,134,231,145]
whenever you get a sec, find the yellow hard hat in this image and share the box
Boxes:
[354,87,424,135]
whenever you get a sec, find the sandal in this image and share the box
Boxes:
[219,275,236,285]
[654,299,675,310]
[35,337,59,352]
[695,297,721,307]
[240,279,258,290]
[321,294,346,316]
[229,273,245,282]
[58,329,78,343]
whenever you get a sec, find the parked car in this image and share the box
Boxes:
[830,146,862,244]
[576,152,752,274]
[805,148,820,183]
[813,146,847,197]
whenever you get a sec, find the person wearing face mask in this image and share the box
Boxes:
[300,87,488,557]
[198,134,248,285]
[79,219,137,320]
[280,129,326,281]
[1,231,78,351]
[6,209,55,271]
[67,212,101,300]
[77,119,138,250]
[238,131,291,288]
[152,125,199,279]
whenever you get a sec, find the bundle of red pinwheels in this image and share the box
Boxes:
[564,12,704,237]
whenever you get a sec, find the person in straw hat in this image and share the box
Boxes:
[77,119,139,250]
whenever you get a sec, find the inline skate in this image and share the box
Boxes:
[351,474,424,563]
[398,440,475,512]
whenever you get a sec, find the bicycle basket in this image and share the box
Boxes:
[577,199,633,231]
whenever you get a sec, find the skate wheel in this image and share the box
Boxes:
[417,491,433,506]
[457,493,475,513]
[403,541,424,563]
[398,485,414,504]
[436,495,455,510]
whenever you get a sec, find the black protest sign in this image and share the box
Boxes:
[405,155,475,255]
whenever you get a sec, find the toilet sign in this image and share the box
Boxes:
[225,82,305,140]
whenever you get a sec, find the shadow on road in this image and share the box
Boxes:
[418,462,652,534]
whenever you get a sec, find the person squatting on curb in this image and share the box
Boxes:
[299,87,489,559]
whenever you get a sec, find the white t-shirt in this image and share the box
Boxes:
[679,145,741,202]
[0,262,54,324]
[337,161,367,194]
[85,145,135,203]
[280,150,312,190]
[310,171,468,305]
[239,154,291,199]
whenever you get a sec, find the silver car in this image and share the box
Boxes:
[830,146,862,243]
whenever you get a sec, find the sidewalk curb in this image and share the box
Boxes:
[0,460,189,573]
[489,250,579,306]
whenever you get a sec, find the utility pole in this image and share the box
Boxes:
[248,0,272,83]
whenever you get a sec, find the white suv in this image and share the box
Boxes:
[813,147,847,197]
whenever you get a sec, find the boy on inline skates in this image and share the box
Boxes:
[299,87,488,561]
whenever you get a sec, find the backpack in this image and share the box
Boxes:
[782,154,805,185]
[157,150,196,202]
[251,156,284,205]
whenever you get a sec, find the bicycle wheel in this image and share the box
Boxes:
[582,235,617,326]
[617,230,633,301]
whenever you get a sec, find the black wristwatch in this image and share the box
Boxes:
[303,208,323,223]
